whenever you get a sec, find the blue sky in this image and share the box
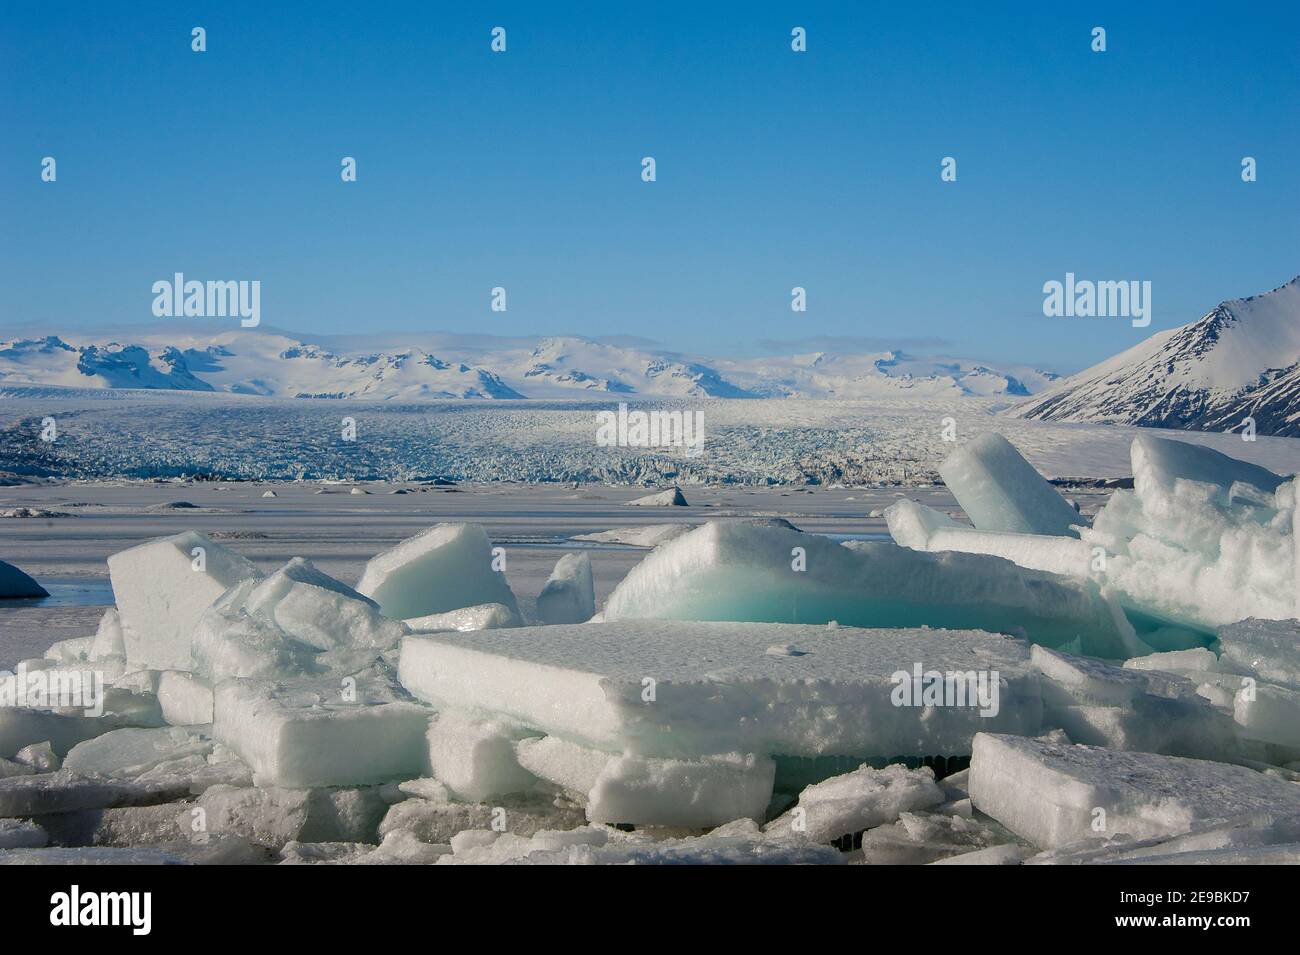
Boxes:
[2,1,1297,372]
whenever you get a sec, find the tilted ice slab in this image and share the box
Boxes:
[1234,681,1300,749]
[213,666,430,789]
[1218,618,1300,690]
[536,553,595,625]
[1030,645,1245,762]
[0,688,164,758]
[108,531,261,671]
[64,726,213,779]
[886,500,1093,579]
[404,603,520,633]
[0,770,192,818]
[968,733,1300,849]
[0,558,47,599]
[399,622,1042,760]
[764,763,945,844]
[242,557,406,653]
[938,433,1083,536]
[1131,434,1284,499]
[192,581,319,682]
[192,559,407,682]
[356,523,520,621]
[602,521,1131,657]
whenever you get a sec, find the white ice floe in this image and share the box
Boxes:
[859,808,1019,864]
[377,792,586,845]
[586,752,775,828]
[626,488,688,507]
[64,726,213,779]
[886,500,1093,579]
[536,553,595,625]
[212,666,430,789]
[939,433,1083,536]
[1031,646,1242,761]
[356,523,519,621]
[156,671,214,726]
[929,843,1022,865]
[1077,436,1295,631]
[0,688,164,759]
[186,783,394,847]
[424,711,536,803]
[107,531,261,671]
[192,559,406,682]
[1234,682,1300,749]
[571,524,692,547]
[241,558,407,653]
[400,622,1041,762]
[968,732,1300,849]
[0,770,192,818]
[1218,618,1300,690]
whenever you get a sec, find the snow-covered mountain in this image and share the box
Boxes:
[0,327,1058,401]
[1010,276,1300,436]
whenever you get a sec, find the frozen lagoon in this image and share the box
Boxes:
[2,428,1300,865]
[0,479,993,669]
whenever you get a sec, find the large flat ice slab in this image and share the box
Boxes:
[399,622,1042,760]
[107,531,261,671]
[601,521,1130,656]
[938,433,1083,536]
[969,732,1300,849]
